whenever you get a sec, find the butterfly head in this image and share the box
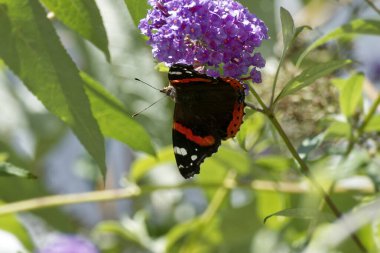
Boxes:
[160,85,177,102]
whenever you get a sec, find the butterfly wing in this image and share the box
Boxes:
[169,64,245,178]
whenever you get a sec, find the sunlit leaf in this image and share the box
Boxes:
[40,0,110,61]
[297,19,380,66]
[275,60,352,102]
[253,155,292,171]
[0,0,106,175]
[166,218,202,252]
[124,0,149,27]
[0,202,34,250]
[325,120,351,138]
[263,208,334,223]
[332,73,364,118]
[0,163,36,179]
[280,7,295,55]
[364,115,380,132]
[256,191,287,229]
[81,72,155,156]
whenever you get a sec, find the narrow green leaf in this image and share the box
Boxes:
[81,72,155,155]
[333,73,364,117]
[0,204,34,250]
[257,192,286,229]
[263,208,334,224]
[0,0,106,176]
[0,163,36,179]
[297,19,380,66]
[280,7,295,54]
[326,120,351,138]
[40,0,110,61]
[275,60,352,102]
[124,0,150,27]
[364,115,380,132]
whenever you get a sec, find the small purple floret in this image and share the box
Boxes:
[139,0,269,83]
[37,235,98,253]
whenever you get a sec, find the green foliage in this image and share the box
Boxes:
[297,19,380,66]
[0,1,379,253]
[275,60,352,102]
[0,162,36,178]
[40,0,110,61]
[0,0,106,176]
[264,208,334,224]
[82,72,155,155]
[124,0,150,27]
[332,73,364,118]
[0,203,34,250]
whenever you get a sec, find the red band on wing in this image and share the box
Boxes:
[226,102,245,138]
[171,78,212,84]
[174,122,215,146]
[222,77,245,139]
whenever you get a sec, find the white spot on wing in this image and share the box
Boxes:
[191,155,197,161]
[169,71,183,75]
[174,146,188,156]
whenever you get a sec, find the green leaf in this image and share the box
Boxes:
[166,218,203,252]
[0,163,36,179]
[40,0,110,61]
[297,19,380,66]
[0,0,106,176]
[280,7,295,55]
[263,208,334,224]
[275,60,352,102]
[364,115,380,132]
[124,0,150,27]
[325,120,351,138]
[130,147,174,182]
[253,155,292,171]
[256,191,287,229]
[0,203,34,250]
[298,133,325,160]
[81,72,155,155]
[236,113,265,151]
[332,73,364,118]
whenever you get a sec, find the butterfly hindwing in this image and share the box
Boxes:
[172,124,221,178]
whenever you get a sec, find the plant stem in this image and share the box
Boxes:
[345,93,380,156]
[270,54,285,107]
[246,89,367,253]
[363,0,380,15]
[0,178,374,217]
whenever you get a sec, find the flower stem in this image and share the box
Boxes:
[345,93,380,156]
[246,90,367,253]
[363,0,380,15]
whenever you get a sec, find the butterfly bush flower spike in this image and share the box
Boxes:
[139,0,269,83]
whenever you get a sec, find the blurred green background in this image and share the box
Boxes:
[0,0,380,252]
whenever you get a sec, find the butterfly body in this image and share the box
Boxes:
[162,64,246,178]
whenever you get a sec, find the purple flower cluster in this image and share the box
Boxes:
[37,234,98,253]
[139,0,268,82]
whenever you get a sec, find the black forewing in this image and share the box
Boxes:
[168,64,239,178]
[173,81,237,139]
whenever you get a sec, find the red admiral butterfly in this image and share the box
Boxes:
[161,64,246,179]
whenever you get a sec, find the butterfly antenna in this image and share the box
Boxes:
[132,95,167,117]
[134,78,161,91]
